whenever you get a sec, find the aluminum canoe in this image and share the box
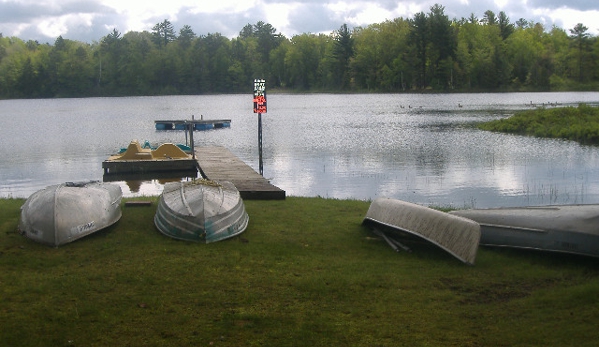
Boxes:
[450,204,599,258]
[363,198,481,265]
[18,181,122,247]
[154,180,249,243]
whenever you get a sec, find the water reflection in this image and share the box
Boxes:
[103,170,199,195]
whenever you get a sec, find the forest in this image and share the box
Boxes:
[0,4,597,99]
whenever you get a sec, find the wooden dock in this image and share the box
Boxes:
[195,146,285,200]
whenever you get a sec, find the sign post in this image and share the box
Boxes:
[253,79,267,176]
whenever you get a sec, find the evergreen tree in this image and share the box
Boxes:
[178,25,196,50]
[428,4,456,89]
[409,12,429,89]
[569,23,590,83]
[483,11,497,26]
[152,20,177,49]
[16,58,37,97]
[498,11,514,40]
[99,29,124,94]
[331,24,354,89]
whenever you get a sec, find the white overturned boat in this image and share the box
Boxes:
[154,180,249,243]
[363,198,481,265]
[450,204,599,258]
[18,181,122,247]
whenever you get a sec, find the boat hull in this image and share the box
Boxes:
[363,198,481,265]
[154,180,249,243]
[18,181,122,247]
[450,205,599,258]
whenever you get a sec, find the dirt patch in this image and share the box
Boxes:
[437,277,562,305]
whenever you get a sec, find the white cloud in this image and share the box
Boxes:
[0,0,598,42]
[325,1,423,29]
[36,13,96,38]
[494,0,509,9]
[544,7,599,33]
[346,4,394,25]
[263,3,300,36]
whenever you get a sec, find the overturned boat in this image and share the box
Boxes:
[154,179,249,243]
[18,181,122,247]
[450,204,599,258]
[363,198,481,265]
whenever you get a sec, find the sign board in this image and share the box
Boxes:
[253,79,267,114]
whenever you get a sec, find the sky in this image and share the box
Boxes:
[1,0,598,44]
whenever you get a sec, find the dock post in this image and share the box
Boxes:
[189,121,195,161]
[258,112,263,176]
[253,79,266,177]
[189,117,208,179]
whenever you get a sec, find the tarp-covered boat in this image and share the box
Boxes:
[18,181,122,247]
[363,198,481,265]
[154,179,249,243]
[450,204,599,258]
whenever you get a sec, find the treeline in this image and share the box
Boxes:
[1,4,598,98]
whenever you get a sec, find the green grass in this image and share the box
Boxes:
[2,197,599,346]
[478,104,599,145]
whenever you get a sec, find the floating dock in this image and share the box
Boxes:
[155,119,231,131]
[196,146,286,200]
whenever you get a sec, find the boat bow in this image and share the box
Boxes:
[363,198,481,265]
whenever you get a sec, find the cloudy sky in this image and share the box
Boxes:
[1,0,598,43]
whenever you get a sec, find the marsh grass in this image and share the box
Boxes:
[1,197,599,346]
[478,104,599,145]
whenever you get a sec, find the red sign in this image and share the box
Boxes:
[253,79,267,114]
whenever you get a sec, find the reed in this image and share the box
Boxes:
[1,197,599,346]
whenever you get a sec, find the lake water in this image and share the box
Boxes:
[1,92,599,208]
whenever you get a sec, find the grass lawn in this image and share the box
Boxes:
[1,196,599,346]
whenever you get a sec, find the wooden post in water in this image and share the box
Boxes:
[189,118,195,161]
[258,112,263,176]
[189,115,208,179]
[253,79,267,176]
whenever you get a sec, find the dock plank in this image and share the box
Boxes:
[195,146,285,200]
